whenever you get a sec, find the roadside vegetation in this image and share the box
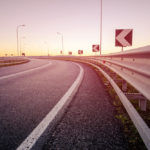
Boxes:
[0,58,30,67]
[94,66,148,150]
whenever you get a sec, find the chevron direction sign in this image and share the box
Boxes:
[115,29,133,47]
[78,50,83,54]
[92,45,99,52]
[68,51,72,55]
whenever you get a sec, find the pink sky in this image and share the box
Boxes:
[0,0,150,56]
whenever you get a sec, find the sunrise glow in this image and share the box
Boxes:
[0,0,150,56]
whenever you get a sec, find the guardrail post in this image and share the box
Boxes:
[122,80,127,92]
[125,93,147,111]
[139,99,147,112]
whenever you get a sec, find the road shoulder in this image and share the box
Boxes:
[43,63,129,150]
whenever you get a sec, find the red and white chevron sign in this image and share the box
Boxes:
[92,45,99,52]
[115,29,133,47]
[78,50,83,54]
[69,51,72,55]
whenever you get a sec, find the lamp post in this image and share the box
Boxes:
[20,36,26,56]
[57,32,64,55]
[16,24,25,56]
[100,0,102,55]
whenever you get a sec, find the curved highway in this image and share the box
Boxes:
[0,59,80,150]
[0,59,129,150]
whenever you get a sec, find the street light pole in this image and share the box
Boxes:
[16,24,25,56]
[20,36,26,56]
[61,34,64,54]
[57,32,64,55]
[100,0,102,55]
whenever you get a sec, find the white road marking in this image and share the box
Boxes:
[0,61,52,80]
[16,63,84,150]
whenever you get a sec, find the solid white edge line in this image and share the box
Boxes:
[0,61,52,80]
[16,62,84,150]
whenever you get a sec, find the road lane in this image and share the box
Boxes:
[0,58,49,77]
[0,62,51,80]
[17,63,84,150]
[0,60,80,150]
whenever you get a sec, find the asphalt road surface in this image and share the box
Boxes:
[43,63,129,150]
[0,59,80,150]
[0,59,129,150]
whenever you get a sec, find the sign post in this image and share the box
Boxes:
[100,0,102,55]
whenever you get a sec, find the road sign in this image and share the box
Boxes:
[22,53,25,56]
[78,50,83,54]
[69,52,72,55]
[92,45,99,52]
[115,29,133,47]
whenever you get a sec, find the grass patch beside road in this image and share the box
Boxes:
[93,65,147,150]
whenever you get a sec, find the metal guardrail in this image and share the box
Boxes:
[59,46,150,149]
[88,45,150,102]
